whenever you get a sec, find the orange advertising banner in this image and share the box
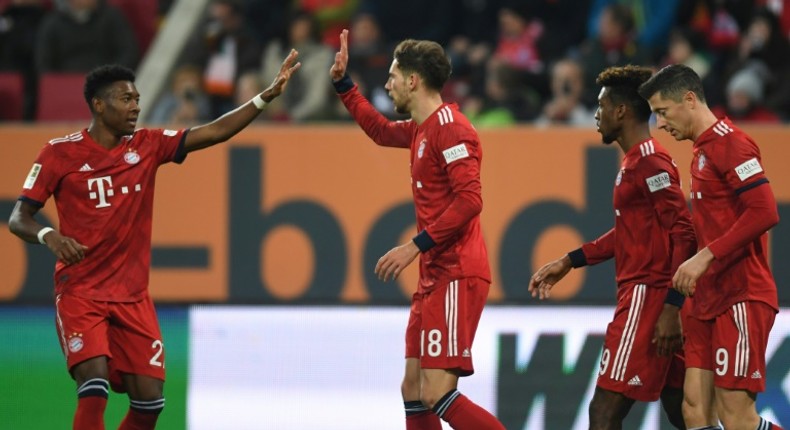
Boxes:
[1,125,788,304]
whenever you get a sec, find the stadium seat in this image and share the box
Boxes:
[107,0,158,55]
[0,72,24,121]
[0,0,52,13]
[36,73,91,122]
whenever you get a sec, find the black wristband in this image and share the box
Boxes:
[567,248,587,268]
[664,288,686,308]
[332,73,354,94]
[412,230,436,253]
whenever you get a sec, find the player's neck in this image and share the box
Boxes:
[87,122,122,150]
[410,92,444,125]
[691,107,719,141]
[617,124,652,154]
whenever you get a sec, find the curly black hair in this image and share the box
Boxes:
[83,64,136,110]
[597,65,654,122]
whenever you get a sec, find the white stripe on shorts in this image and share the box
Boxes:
[733,302,750,377]
[610,284,646,381]
[55,294,68,359]
[445,280,458,357]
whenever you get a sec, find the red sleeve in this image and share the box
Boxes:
[707,183,778,258]
[707,136,778,258]
[19,143,61,207]
[580,228,615,265]
[338,85,414,148]
[423,138,483,245]
[638,155,697,275]
[718,134,769,196]
[140,128,188,165]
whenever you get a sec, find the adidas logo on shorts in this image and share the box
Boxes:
[627,375,643,386]
[462,348,471,358]
[751,370,763,379]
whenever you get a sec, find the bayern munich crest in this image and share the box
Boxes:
[68,334,84,353]
[698,154,706,171]
[417,140,426,158]
[615,169,623,186]
[124,150,141,165]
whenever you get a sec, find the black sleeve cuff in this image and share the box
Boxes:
[734,177,768,195]
[332,74,355,94]
[172,128,189,164]
[567,248,587,268]
[664,288,686,308]
[18,196,44,208]
[412,230,436,253]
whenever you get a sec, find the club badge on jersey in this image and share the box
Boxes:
[698,153,706,172]
[124,149,141,165]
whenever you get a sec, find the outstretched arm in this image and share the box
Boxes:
[331,29,413,148]
[183,49,301,153]
[529,228,613,299]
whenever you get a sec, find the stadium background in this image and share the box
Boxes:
[1,0,790,429]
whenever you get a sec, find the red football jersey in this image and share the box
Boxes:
[339,86,491,292]
[19,128,187,301]
[580,139,696,293]
[689,118,778,319]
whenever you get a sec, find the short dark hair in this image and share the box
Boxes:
[84,64,136,108]
[637,64,706,103]
[393,39,451,92]
[596,65,654,121]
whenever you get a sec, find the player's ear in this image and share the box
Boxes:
[615,103,626,120]
[91,96,104,114]
[684,90,697,107]
[408,73,419,91]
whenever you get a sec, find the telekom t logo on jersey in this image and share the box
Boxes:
[87,176,141,208]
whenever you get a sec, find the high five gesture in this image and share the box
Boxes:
[330,29,349,81]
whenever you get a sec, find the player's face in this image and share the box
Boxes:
[594,87,618,145]
[385,60,409,114]
[97,81,141,136]
[647,92,692,141]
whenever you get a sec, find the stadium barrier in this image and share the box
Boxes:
[1,305,788,429]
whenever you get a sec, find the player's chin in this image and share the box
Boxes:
[666,128,682,140]
[599,132,615,145]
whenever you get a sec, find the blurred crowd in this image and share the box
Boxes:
[1,0,789,125]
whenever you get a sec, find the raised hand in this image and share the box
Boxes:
[262,49,301,102]
[330,29,349,81]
